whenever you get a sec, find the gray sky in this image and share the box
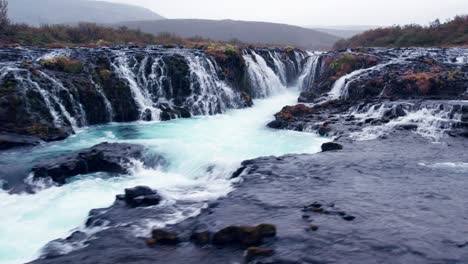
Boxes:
[103,0,468,27]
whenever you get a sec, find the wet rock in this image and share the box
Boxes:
[0,133,43,150]
[212,224,276,247]
[396,124,419,130]
[31,142,145,185]
[123,186,162,208]
[231,166,246,179]
[306,225,319,232]
[321,142,344,152]
[245,247,275,261]
[190,231,212,245]
[342,215,356,221]
[150,229,180,245]
[318,124,333,136]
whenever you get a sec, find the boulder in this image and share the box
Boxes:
[32,142,145,184]
[121,186,162,208]
[212,224,276,247]
[321,142,344,152]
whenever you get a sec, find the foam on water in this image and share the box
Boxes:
[0,90,328,264]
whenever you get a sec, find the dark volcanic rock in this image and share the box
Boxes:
[122,186,162,208]
[321,142,343,152]
[31,142,145,184]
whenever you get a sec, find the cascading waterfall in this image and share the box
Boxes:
[111,51,161,121]
[242,50,287,97]
[90,78,114,122]
[268,51,288,85]
[185,55,239,115]
[297,52,320,91]
[349,101,466,141]
[15,70,63,128]
[327,54,411,100]
[1,47,306,135]
[38,71,87,127]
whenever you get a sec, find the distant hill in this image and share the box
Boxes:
[308,26,378,39]
[313,28,365,39]
[333,16,468,49]
[8,0,165,26]
[118,19,340,50]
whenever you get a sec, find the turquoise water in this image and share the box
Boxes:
[0,91,328,264]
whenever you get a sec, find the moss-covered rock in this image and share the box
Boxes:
[40,56,84,73]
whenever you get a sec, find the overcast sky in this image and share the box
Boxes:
[103,0,467,27]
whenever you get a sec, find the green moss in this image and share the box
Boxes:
[99,69,111,81]
[329,54,359,71]
[40,56,84,74]
[224,45,239,57]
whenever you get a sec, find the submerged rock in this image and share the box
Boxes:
[31,142,145,184]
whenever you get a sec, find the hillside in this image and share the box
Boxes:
[308,25,378,39]
[334,15,468,49]
[118,19,340,50]
[8,0,164,26]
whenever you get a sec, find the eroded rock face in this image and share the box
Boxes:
[31,142,145,184]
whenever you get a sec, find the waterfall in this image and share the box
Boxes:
[1,46,307,136]
[297,52,320,91]
[111,52,161,121]
[268,51,287,85]
[14,70,63,128]
[185,55,238,115]
[242,50,286,97]
[90,78,114,122]
[38,71,87,127]
[327,56,409,100]
[350,102,466,141]
[328,67,370,100]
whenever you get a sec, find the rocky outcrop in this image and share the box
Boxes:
[31,142,146,184]
[299,48,468,102]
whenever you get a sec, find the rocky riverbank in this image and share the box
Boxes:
[29,132,468,264]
